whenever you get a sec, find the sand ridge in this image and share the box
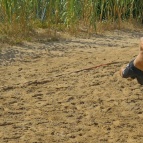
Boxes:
[0,30,143,143]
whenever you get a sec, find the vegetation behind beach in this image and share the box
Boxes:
[0,0,142,42]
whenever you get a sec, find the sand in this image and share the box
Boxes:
[0,30,143,143]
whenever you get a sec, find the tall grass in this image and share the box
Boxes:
[0,0,142,40]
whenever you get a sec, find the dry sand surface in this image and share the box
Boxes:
[0,30,143,143]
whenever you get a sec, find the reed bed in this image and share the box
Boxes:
[0,0,142,39]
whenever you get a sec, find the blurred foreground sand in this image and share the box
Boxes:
[0,30,143,143]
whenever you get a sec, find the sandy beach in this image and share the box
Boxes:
[1,30,143,143]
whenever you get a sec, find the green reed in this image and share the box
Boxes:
[0,0,142,37]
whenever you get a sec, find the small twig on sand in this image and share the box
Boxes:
[55,61,127,77]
